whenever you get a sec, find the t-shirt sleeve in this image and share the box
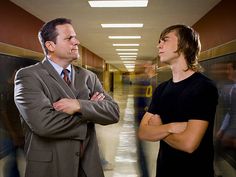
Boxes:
[148,82,167,115]
[184,81,218,121]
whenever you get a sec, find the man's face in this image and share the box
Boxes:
[49,24,80,62]
[157,31,180,64]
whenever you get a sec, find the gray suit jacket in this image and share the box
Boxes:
[14,58,119,177]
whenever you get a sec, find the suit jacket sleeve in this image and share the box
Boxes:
[77,70,119,125]
[14,67,87,140]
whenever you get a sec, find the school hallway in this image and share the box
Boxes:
[96,83,159,177]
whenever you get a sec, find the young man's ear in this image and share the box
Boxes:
[45,41,55,52]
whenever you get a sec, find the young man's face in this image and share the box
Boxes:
[48,24,80,62]
[157,31,180,64]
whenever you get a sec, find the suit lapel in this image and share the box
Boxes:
[71,66,81,97]
[41,58,76,99]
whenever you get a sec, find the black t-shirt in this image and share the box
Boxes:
[148,72,218,177]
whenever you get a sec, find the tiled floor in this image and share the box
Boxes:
[96,84,141,177]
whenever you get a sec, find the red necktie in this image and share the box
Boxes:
[62,69,71,85]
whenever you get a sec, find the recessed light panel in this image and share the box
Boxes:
[109,36,141,39]
[101,24,143,28]
[123,61,136,63]
[120,58,136,60]
[113,44,140,46]
[118,53,138,55]
[116,49,139,51]
[120,56,137,58]
[88,1,148,8]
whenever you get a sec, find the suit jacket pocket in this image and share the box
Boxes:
[27,149,52,162]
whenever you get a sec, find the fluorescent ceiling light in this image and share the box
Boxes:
[116,49,138,51]
[125,65,135,68]
[125,64,135,66]
[113,44,140,46]
[118,53,137,55]
[101,24,143,28]
[109,36,141,39]
[120,56,137,58]
[88,1,148,8]
[123,61,136,63]
[127,69,134,72]
[120,58,136,60]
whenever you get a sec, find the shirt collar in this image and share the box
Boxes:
[47,58,72,76]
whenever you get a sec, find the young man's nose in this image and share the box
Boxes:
[157,42,162,49]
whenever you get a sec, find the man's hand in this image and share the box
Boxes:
[53,92,105,115]
[53,98,80,115]
[90,92,105,101]
[148,114,162,126]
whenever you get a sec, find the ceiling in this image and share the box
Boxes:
[10,0,221,72]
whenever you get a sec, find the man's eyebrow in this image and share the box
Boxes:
[163,36,169,39]
[159,35,168,41]
[65,35,76,39]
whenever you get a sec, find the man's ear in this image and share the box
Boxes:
[45,41,55,52]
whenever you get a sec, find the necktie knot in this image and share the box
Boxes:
[62,69,71,85]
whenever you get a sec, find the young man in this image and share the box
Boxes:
[138,25,218,177]
[14,18,119,177]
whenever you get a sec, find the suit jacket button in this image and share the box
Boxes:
[75,152,79,156]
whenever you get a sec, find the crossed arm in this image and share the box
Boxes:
[52,91,119,125]
[53,92,105,115]
[138,112,209,153]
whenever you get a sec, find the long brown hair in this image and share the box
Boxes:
[159,24,202,72]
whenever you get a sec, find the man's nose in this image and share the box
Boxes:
[157,41,163,49]
[73,38,80,45]
[157,43,161,49]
